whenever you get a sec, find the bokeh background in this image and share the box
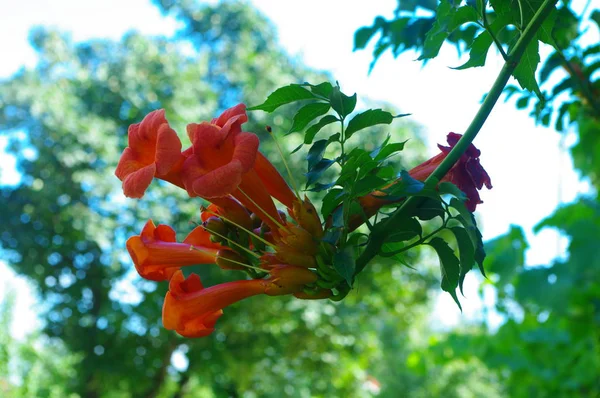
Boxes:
[0,0,599,397]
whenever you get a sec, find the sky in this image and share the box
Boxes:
[0,0,594,336]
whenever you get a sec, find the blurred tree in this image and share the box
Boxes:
[0,1,443,397]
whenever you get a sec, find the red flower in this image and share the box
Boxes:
[410,132,492,211]
[115,110,185,198]
[354,133,492,229]
[126,220,222,281]
[181,104,295,234]
[163,266,316,337]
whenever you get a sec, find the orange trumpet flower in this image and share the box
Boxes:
[126,220,222,281]
[163,265,316,337]
[115,109,186,198]
[181,104,295,234]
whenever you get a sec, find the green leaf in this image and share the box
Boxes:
[385,217,422,242]
[248,84,317,112]
[321,188,344,219]
[414,198,445,221]
[592,10,600,29]
[382,170,426,199]
[333,246,356,286]
[419,3,480,60]
[450,226,475,295]
[305,159,335,187]
[330,85,357,118]
[354,26,377,50]
[373,141,407,161]
[438,182,467,201]
[353,176,388,196]
[305,182,336,192]
[304,114,338,144]
[381,242,415,269]
[419,0,454,60]
[450,198,486,276]
[306,139,328,169]
[345,109,394,139]
[288,102,331,134]
[453,30,493,70]
[428,237,462,310]
[512,40,541,96]
[304,81,334,98]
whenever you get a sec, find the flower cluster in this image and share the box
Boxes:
[116,103,493,338]
[116,104,330,338]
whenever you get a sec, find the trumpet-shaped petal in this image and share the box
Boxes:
[211,103,248,134]
[162,270,269,337]
[182,122,259,198]
[126,220,221,281]
[115,110,184,198]
[162,265,317,337]
[181,105,287,233]
[254,152,296,209]
[162,272,225,337]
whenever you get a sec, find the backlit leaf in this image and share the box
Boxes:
[345,109,394,139]
[248,84,317,112]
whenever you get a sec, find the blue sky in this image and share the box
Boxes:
[0,0,595,334]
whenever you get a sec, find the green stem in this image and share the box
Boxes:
[354,0,558,276]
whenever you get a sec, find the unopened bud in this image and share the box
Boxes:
[204,216,228,237]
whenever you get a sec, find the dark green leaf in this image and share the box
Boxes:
[288,102,331,134]
[353,176,388,196]
[330,86,357,118]
[345,109,394,139]
[453,31,493,70]
[381,242,415,268]
[382,170,425,198]
[419,3,480,60]
[512,40,541,96]
[333,246,356,286]
[385,217,422,242]
[354,26,377,50]
[450,226,475,294]
[305,182,336,192]
[304,114,338,144]
[374,141,407,161]
[290,143,303,154]
[307,139,328,169]
[305,159,335,187]
[516,96,531,110]
[414,198,445,221]
[304,81,334,98]
[592,10,600,29]
[419,0,453,60]
[428,237,462,310]
[248,84,317,112]
[321,188,344,219]
[450,198,486,276]
[438,182,467,201]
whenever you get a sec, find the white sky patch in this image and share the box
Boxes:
[0,261,41,340]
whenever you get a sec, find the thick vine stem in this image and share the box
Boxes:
[354,0,559,276]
